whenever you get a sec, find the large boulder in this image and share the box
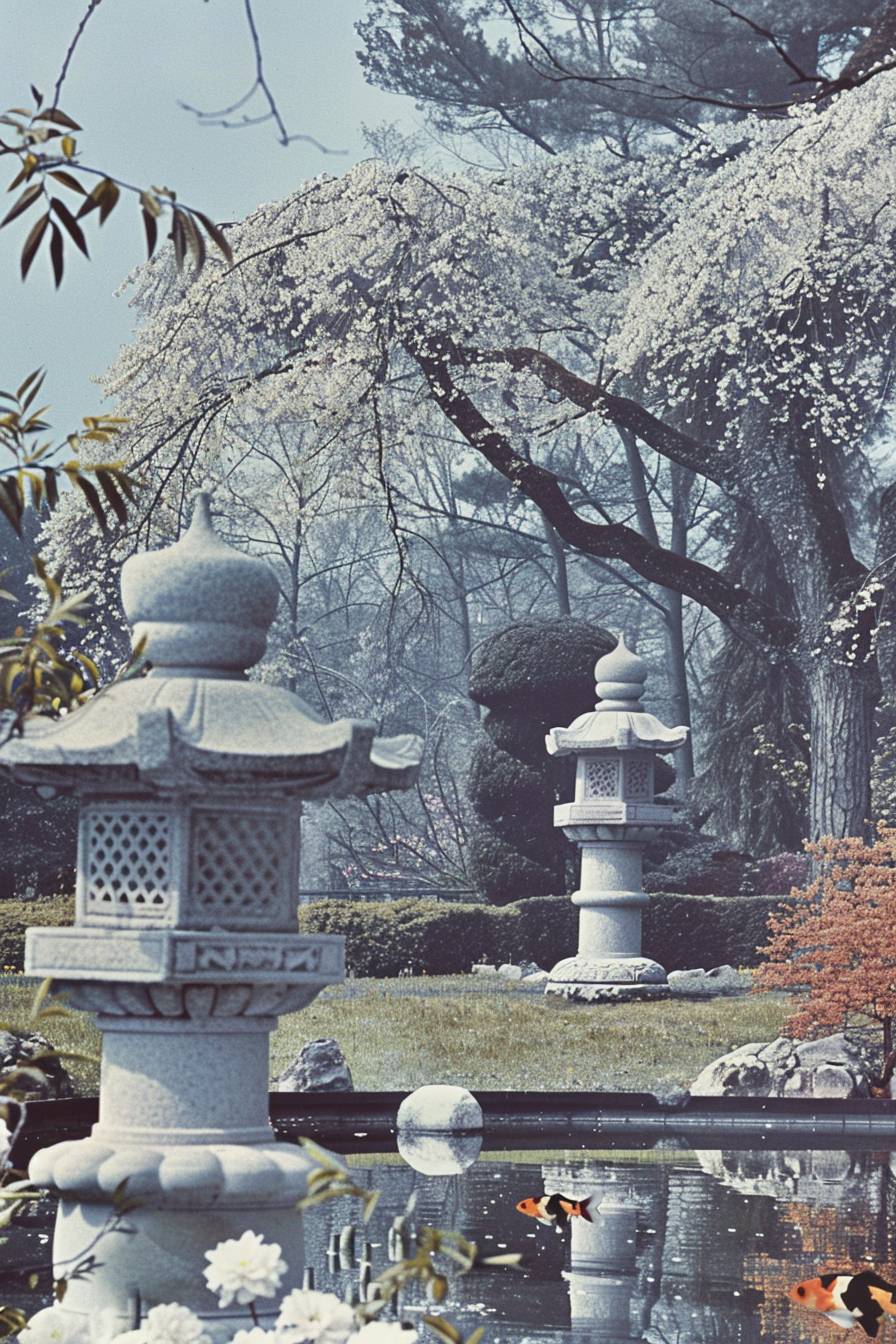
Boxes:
[690,1031,876,1098]
[274,1038,353,1092]
[0,1029,73,1100]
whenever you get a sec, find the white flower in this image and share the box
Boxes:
[203,1230,287,1307]
[231,1332,279,1344]
[349,1327,418,1344]
[19,1310,90,1344]
[139,1304,212,1344]
[276,1289,356,1343]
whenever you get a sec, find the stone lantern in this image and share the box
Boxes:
[0,494,422,1339]
[544,635,688,1003]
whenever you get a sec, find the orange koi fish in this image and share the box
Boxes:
[515,1193,592,1228]
[790,1271,896,1336]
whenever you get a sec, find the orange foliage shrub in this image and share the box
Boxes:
[754,828,896,1061]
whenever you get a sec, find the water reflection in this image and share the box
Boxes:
[4,1141,896,1342]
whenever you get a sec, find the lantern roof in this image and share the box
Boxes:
[0,493,422,796]
[546,633,689,757]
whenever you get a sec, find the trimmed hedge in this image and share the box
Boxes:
[298,891,795,979]
[0,889,794,978]
[0,893,76,971]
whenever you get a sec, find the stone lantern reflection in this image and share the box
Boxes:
[0,494,422,1340]
[545,635,688,1002]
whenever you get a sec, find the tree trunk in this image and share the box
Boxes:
[663,590,695,785]
[540,512,571,615]
[806,658,877,839]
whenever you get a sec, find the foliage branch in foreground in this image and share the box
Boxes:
[755,825,896,1084]
[0,376,145,736]
[0,88,233,284]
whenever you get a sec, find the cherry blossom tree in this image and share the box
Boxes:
[75,19,896,846]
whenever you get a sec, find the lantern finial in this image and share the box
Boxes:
[594,632,647,709]
[120,490,280,677]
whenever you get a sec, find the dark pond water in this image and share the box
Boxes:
[3,1136,896,1342]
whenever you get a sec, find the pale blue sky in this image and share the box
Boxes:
[0,0,417,436]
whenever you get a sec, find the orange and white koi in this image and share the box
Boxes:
[515,1193,592,1228]
[790,1271,896,1337]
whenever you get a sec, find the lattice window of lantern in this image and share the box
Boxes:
[585,758,619,798]
[84,810,173,914]
[190,812,283,918]
[625,758,653,800]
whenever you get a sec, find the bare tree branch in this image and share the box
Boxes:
[178,0,348,154]
[53,0,104,109]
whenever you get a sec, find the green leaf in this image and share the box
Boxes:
[142,206,157,260]
[49,220,64,287]
[35,108,82,131]
[0,479,22,533]
[1,183,42,228]
[181,210,206,272]
[94,469,128,525]
[20,210,50,280]
[97,179,119,224]
[16,368,42,402]
[49,170,86,195]
[72,472,107,532]
[51,198,89,257]
[44,466,58,510]
[171,209,187,271]
[195,210,233,265]
[77,177,114,220]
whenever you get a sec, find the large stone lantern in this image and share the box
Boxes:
[0,494,421,1339]
[544,635,688,1003]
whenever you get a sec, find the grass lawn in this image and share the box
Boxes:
[0,975,793,1096]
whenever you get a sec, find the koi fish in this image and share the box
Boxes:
[515,1194,592,1228]
[789,1271,896,1337]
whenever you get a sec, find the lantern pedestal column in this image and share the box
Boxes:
[544,636,689,1005]
[547,831,668,1003]
[25,954,343,1342]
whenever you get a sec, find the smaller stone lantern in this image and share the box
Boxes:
[544,635,688,1002]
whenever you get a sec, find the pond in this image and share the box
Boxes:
[3,1132,895,1342]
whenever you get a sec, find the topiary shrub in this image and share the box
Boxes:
[467,618,615,905]
[643,842,754,897]
[298,891,793,978]
[0,892,75,971]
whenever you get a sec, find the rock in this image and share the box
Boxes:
[667,965,751,997]
[397,1084,483,1132]
[497,963,523,980]
[274,1038,353,1092]
[690,1031,873,1098]
[652,1084,690,1109]
[0,1029,73,1100]
[521,970,550,986]
[517,960,543,977]
[397,1131,483,1175]
[471,963,497,975]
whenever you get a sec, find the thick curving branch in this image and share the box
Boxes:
[410,339,796,649]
